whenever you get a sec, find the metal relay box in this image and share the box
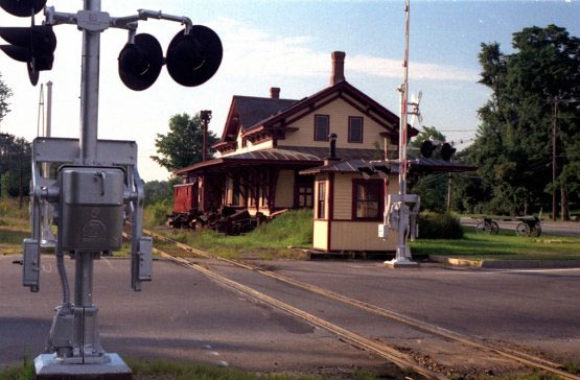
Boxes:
[59,167,125,252]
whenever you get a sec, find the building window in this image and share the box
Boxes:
[348,116,363,143]
[317,182,326,219]
[297,184,313,208]
[353,180,383,220]
[314,114,329,141]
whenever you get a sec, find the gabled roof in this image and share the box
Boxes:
[218,95,299,143]
[251,80,401,133]
[214,80,417,149]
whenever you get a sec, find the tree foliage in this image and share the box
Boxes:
[144,178,180,206]
[151,113,219,171]
[0,73,12,124]
[462,25,580,216]
[0,134,31,198]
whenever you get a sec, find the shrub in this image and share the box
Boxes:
[144,199,172,227]
[417,212,463,239]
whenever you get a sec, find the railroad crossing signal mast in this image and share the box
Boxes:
[381,0,420,267]
[1,0,222,377]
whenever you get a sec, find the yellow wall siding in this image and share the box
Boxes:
[276,170,295,208]
[330,221,397,251]
[333,174,352,220]
[278,97,389,150]
[313,220,328,250]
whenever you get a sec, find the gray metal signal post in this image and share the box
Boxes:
[19,1,220,377]
[380,0,420,267]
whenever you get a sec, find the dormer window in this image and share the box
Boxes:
[314,114,329,141]
[348,116,363,143]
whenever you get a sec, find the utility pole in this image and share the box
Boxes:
[200,110,212,162]
[552,96,558,221]
[446,173,452,212]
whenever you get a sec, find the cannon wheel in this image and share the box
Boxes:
[489,221,499,234]
[516,222,530,237]
[530,222,542,237]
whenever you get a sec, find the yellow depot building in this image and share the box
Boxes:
[176,51,417,253]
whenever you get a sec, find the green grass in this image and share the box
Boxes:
[0,358,393,380]
[152,209,313,260]
[0,198,31,256]
[411,228,580,261]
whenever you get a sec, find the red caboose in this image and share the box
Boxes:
[167,182,198,228]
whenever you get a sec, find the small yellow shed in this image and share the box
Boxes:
[300,158,399,254]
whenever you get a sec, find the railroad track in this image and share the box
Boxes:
[132,229,580,380]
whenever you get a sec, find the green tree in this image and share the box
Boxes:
[151,113,218,171]
[466,25,580,216]
[0,73,12,124]
[0,134,31,198]
[144,178,180,206]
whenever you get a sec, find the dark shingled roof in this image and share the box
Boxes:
[300,158,477,175]
[234,96,299,130]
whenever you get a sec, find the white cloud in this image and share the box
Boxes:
[214,17,478,82]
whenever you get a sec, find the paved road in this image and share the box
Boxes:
[214,260,580,364]
[461,217,580,236]
[1,255,579,375]
[0,256,388,376]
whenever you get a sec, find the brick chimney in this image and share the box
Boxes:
[330,51,346,86]
[270,87,280,99]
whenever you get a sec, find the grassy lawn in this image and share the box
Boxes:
[3,196,579,262]
[0,358,567,380]
[411,228,580,261]
[0,198,31,256]
[149,209,313,260]
[0,358,394,380]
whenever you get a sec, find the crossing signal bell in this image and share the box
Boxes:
[0,0,56,85]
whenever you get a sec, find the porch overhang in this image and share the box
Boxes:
[175,148,324,176]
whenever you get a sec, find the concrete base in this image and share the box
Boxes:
[384,259,419,268]
[35,353,132,379]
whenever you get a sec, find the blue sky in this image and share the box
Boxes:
[1,0,579,181]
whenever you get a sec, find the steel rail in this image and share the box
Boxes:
[139,228,579,380]
[150,246,447,380]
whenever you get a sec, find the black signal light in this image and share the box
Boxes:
[118,33,163,91]
[0,0,46,17]
[0,25,56,85]
[166,25,222,87]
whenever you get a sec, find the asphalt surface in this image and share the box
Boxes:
[0,256,389,375]
[212,260,580,363]
[1,255,579,375]
[460,218,580,236]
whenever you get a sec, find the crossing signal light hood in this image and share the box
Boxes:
[0,25,56,85]
[420,140,436,158]
[118,33,163,91]
[0,0,46,17]
[166,25,222,87]
[420,140,456,161]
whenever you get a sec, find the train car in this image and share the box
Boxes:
[167,182,198,228]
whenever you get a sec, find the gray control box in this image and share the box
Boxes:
[60,167,125,252]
